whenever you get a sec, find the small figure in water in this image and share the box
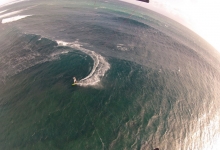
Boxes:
[73,77,77,84]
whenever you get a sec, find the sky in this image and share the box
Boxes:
[1,0,220,52]
[121,0,220,53]
[0,0,19,5]
[0,0,8,5]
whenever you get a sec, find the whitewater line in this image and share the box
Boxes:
[1,15,32,23]
[56,40,110,86]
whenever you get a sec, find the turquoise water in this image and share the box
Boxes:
[0,0,220,149]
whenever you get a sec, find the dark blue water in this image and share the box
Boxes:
[0,0,220,149]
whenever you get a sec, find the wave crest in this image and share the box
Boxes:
[57,40,110,86]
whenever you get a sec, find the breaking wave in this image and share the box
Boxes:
[57,40,110,86]
[0,32,110,87]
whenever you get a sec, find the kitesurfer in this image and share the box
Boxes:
[73,77,77,84]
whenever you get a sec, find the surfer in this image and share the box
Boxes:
[73,77,77,84]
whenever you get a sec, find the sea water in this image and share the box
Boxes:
[0,0,220,149]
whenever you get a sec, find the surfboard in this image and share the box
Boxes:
[72,83,76,86]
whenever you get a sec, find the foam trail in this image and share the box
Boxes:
[57,40,110,86]
[2,15,32,23]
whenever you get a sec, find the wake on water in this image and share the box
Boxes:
[0,33,110,87]
[56,40,110,86]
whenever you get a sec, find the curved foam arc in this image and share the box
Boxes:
[57,40,110,86]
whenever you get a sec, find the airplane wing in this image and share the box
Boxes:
[137,0,149,3]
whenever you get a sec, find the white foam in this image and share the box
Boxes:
[57,40,110,86]
[0,0,28,8]
[0,9,8,14]
[50,50,70,60]
[117,44,128,51]
[0,9,24,18]
[1,15,32,23]
[0,5,36,18]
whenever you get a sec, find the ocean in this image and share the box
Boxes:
[0,0,220,149]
